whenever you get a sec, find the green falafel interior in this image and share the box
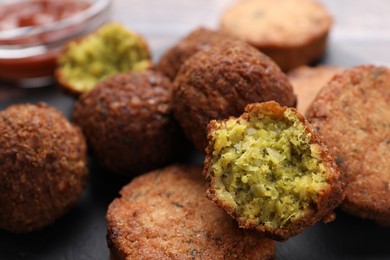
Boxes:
[208,102,330,229]
[57,23,151,94]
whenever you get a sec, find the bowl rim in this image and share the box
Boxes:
[0,0,112,41]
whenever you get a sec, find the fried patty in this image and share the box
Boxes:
[73,70,182,175]
[173,41,297,152]
[288,66,343,113]
[203,101,344,240]
[220,0,332,71]
[306,65,390,226]
[106,165,275,260]
[155,27,237,80]
[0,103,88,233]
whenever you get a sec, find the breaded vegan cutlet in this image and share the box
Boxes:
[155,27,238,80]
[106,165,275,260]
[0,103,88,233]
[173,41,297,152]
[306,65,390,226]
[73,70,183,176]
[203,101,344,240]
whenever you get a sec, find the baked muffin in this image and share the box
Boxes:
[173,41,297,152]
[204,101,344,240]
[288,66,343,113]
[106,164,275,259]
[73,70,182,175]
[220,0,332,71]
[155,27,237,80]
[306,65,390,226]
[56,23,151,95]
[0,103,88,233]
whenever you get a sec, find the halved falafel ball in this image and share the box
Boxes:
[306,65,390,226]
[73,70,182,175]
[56,23,151,96]
[155,27,237,80]
[106,164,275,259]
[0,103,88,233]
[203,101,344,240]
[173,42,297,152]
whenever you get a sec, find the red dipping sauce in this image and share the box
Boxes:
[0,0,111,87]
[0,1,90,32]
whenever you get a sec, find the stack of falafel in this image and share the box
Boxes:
[1,0,389,258]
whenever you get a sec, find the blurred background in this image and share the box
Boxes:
[113,0,390,66]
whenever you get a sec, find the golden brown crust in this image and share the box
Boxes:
[55,69,86,97]
[106,164,275,260]
[203,101,344,240]
[288,66,344,113]
[0,103,88,233]
[155,27,238,81]
[306,65,390,226]
[173,41,297,152]
[73,70,183,175]
[220,0,332,71]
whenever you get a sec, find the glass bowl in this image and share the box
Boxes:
[0,0,112,87]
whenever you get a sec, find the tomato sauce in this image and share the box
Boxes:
[0,0,91,84]
[0,0,90,31]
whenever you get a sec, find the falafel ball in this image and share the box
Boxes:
[173,42,297,152]
[106,164,275,259]
[155,27,237,80]
[73,70,183,175]
[0,103,88,233]
[203,101,344,240]
[306,65,390,226]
